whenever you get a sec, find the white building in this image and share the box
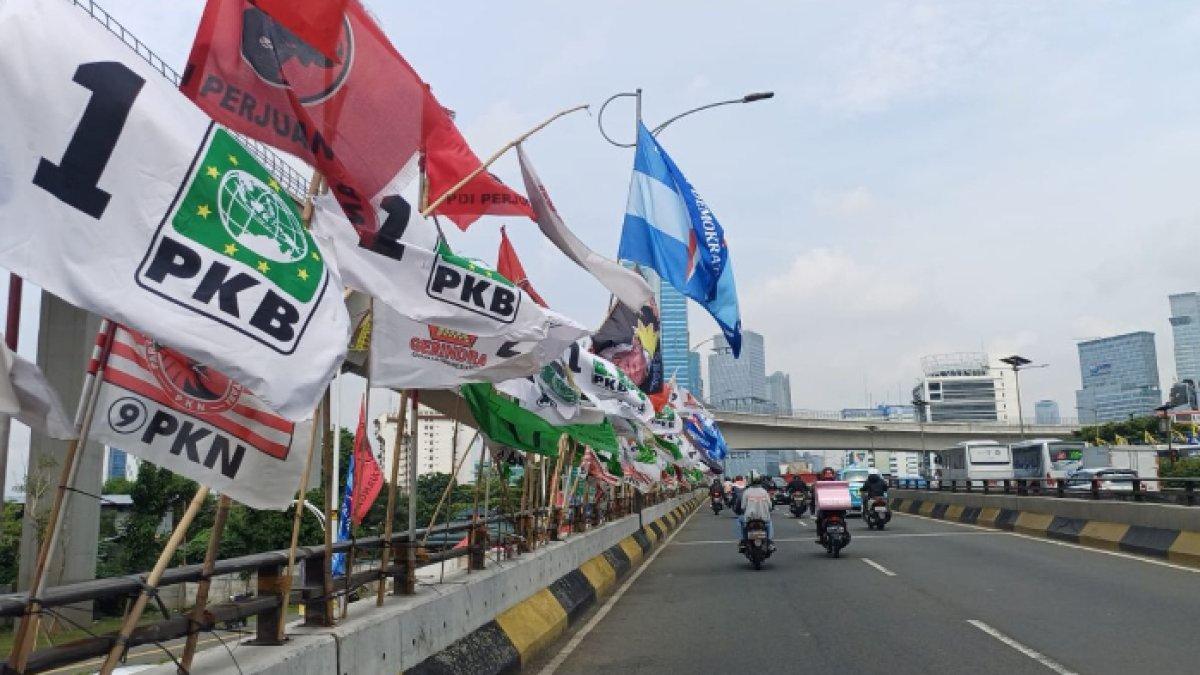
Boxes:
[375,405,476,488]
[912,353,1015,423]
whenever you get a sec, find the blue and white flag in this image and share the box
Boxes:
[683,413,729,461]
[619,123,743,356]
[332,451,353,576]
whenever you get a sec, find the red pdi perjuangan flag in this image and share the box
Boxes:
[251,0,349,62]
[350,396,383,524]
[181,0,425,238]
[423,92,535,230]
[496,226,548,307]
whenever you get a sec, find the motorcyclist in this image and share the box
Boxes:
[731,475,746,515]
[812,467,839,541]
[860,473,888,500]
[737,476,776,552]
[786,474,809,498]
[710,477,724,498]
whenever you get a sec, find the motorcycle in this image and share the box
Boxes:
[818,511,851,558]
[863,496,891,530]
[788,491,808,518]
[740,518,773,570]
[711,494,724,515]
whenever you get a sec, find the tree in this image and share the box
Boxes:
[102,476,134,495]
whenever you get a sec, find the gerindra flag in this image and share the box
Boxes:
[88,326,312,509]
[182,0,425,239]
[0,0,348,419]
[424,93,535,230]
[619,123,743,356]
[350,396,383,524]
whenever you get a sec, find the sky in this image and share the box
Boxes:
[9,0,1200,489]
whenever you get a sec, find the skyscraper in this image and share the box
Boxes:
[911,353,1012,422]
[766,371,792,414]
[658,283,690,392]
[687,350,703,399]
[1169,292,1200,386]
[708,331,770,412]
[1034,400,1061,425]
[1074,332,1161,423]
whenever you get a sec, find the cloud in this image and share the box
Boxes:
[811,186,877,219]
[749,248,919,318]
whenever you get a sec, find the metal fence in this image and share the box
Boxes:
[890,476,1200,506]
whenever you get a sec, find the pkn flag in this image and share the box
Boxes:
[618,123,743,356]
[88,326,312,510]
[182,0,426,239]
[516,145,653,312]
[0,0,348,419]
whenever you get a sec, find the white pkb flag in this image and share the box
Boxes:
[0,335,76,440]
[0,0,349,420]
[518,145,654,312]
[88,326,311,509]
[565,342,654,426]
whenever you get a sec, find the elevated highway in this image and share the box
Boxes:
[712,410,1081,451]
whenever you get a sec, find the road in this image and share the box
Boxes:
[536,503,1200,675]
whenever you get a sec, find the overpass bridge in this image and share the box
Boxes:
[712,410,1081,452]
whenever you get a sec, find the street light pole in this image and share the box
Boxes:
[596,90,775,148]
[999,355,1040,439]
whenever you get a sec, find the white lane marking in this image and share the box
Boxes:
[672,531,998,546]
[896,512,1200,575]
[539,504,699,675]
[862,557,896,576]
[967,620,1078,675]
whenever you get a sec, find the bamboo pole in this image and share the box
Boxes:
[546,437,568,533]
[421,429,478,547]
[179,495,231,672]
[275,399,323,643]
[375,391,409,606]
[404,393,420,592]
[421,104,589,217]
[8,322,115,672]
[100,486,212,674]
[320,397,336,625]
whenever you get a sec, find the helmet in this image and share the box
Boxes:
[820,467,836,480]
[758,476,773,488]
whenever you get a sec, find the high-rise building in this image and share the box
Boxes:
[1074,332,1161,423]
[687,350,703,399]
[911,353,1013,423]
[375,405,476,489]
[1169,292,1200,386]
[658,283,690,392]
[102,447,137,483]
[766,371,792,414]
[1034,400,1061,425]
[708,331,771,413]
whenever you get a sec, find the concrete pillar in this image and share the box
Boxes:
[17,295,102,606]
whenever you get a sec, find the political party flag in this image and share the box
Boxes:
[619,123,742,356]
[592,298,663,394]
[310,194,559,340]
[0,334,75,440]
[368,300,587,391]
[182,0,426,239]
[0,0,348,420]
[579,446,620,486]
[423,93,535,230]
[460,384,617,457]
[494,363,608,427]
[350,396,383,524]
[684,413,729,462]
[563,343,654,426]
[497,226,547,307]
[87,326,312,509]
[517,145,653,312]
[251,0,349,62]
[333,443,352,576]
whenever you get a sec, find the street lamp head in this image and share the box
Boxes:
[1000,355,1032,369]
[742,91,775,103]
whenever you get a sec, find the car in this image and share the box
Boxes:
[1063,467,1138,493]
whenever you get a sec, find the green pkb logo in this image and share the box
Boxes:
[137,127,327,354]
[426,244,521,324]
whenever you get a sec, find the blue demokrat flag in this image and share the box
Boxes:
[619,122,743,356]
[684,413,728,461]
[332,451,354,577]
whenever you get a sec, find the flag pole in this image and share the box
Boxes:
[179,494,232,672]
[276,398,323,643]
[375,389,409,606]
[320,394,336,624]
[8,320,115,673]
[100,485,212,674]
[421,104,589,217]
[404,392,420,593]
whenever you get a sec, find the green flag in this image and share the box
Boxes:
[461,384,618,457]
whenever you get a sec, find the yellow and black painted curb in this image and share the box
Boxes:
[891,497,1200,567]
[407,495,704,674]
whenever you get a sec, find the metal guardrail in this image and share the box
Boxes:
[713,408,1081,427]
[889,476,1200,506]
[0,489,691,673]
[70,0,310,201]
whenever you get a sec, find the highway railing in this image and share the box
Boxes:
[0,488,687,674]
[889,477,1200,506]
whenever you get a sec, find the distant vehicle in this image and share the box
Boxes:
[769,476,790,504]
[894,475,930,489]
[937,440,1013,485]
[839,466,877,511]
[1010,439,1085,488]
[1064,467,1139,493]
[1082,446,1160,485]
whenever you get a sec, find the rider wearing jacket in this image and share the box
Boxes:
[812,467,839,540]
[737,476,776,549]
[861,473,888,499]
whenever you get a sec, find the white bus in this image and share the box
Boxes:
[937,440,1013,485]
[1010,439,1085,488]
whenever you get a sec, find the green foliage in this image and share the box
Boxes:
[1161,457,1200,479]
[102,477,134,495]
[0,503,23,586]
[1074,416,1165,444]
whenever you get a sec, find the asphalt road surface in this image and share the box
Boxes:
[535,503,1200,675]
